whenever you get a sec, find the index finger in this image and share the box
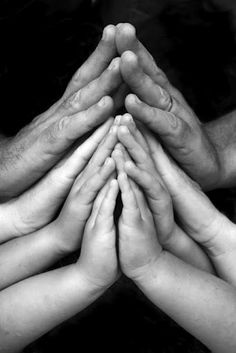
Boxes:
[63,25,117,99]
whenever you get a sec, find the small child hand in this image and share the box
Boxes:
[118,171,162,282]
[77,177,119,289]
[117,114,214,274]
[143,128,236,284]
[51,156,116,255]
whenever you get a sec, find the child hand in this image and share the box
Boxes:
[0,118,114,244]
[143,128,236,284]
[77,177,119,289]
[118,171,162,282]
[50,154,116,255]
[49,123,118,254]
[117,114,214,273]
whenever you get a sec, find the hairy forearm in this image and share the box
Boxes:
[0,226,67,290]
[135,251,236,353]
[0,265,104,353]
[204,109,236,188]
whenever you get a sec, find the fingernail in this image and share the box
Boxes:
[108,58,120,71]
[134,95,141,104]
[109,125,117,134]
[125,161,135,169]
[124,113,133,123]
[120,126,129,134]
[105,157,111,165]
[115,116,121,125]
[102,25,113,41]
[98,97,107,107]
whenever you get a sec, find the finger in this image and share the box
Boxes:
[59,57,122,115]
[125,160,173,235]
[117,124,154,172]
[125,159,215,274]
[125,94,190,150]
[116,23,187,104]
[78,124,118,182]
[96,179,119,225]
[144,135,226,246]
[57,157,115,244]
[164,225,215,274]
[112,143,147,213]
[74,158,116,221]
[116,23,164,81]
[55,117,114,177]
[63,25,117,99]
[89,172,116,225]
[112,143,125,174]
[119,113,149,152]
[113,83,130,112]
[120,145,150,218]
[118,172,140,221]
[45,96,114,155]
[120,51,173,111]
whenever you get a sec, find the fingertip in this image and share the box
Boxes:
[102,24,116,41]
[118,171,127,185]
[125,160,136,171]
[115,142,124,151]
[116,23,136,38]
[107,57,121,71]
[121,51,138,65]
[97,95,113,109]
[118,125,130,136]
[122,113,134,125]
[114,115,122,125]
[109,124,118,135]
[110,178,119,190]
[125,94,141,107]
[104,156,115,168]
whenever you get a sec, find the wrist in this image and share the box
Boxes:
[70,264,111,298]
[128,249,166,286]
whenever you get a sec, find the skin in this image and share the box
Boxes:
[115,23,225,191]
[141,128,236,286]
[0,25,120,200]
[115,114,214,274]
[0,125,118,290]
[0,118,114,242]
[0,175,119,353]
[118,168,236,353]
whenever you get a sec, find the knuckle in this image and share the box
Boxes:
[57,116,70,133]
[61,90,82,110]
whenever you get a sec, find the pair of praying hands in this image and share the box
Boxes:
[2,24,236,353]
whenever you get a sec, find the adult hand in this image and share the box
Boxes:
[0,25,121,200]
[115,23,222,191]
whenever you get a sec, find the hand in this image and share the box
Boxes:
[115,23,222,191]
[0,25,121,200]
[143,128,236,285]
[0,119,114,243]
[77,177,119,290]
[49,123,118,255]
[118,170,161,281]
[115,114,214,274]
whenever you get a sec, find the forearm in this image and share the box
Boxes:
[0,225,68,290]
[0,265,105,353]
[204,109,236,188]
[135,251,236,353]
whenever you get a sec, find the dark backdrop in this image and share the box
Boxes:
[1,1,236,352]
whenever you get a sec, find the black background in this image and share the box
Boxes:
[1,1,236,352]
